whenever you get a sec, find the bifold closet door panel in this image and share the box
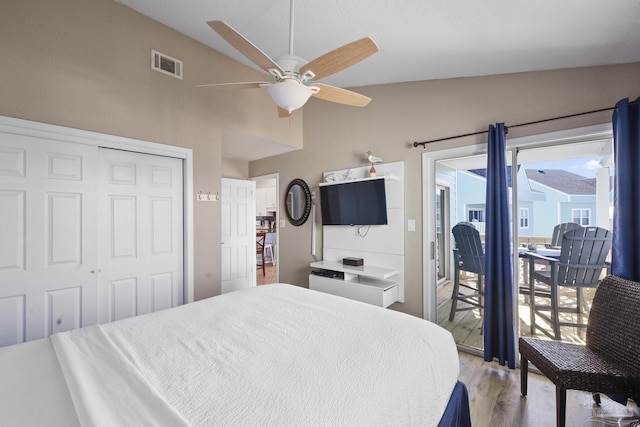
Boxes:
[0,134,99,346]
[98,148,184,323]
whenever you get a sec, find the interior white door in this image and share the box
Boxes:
[221,178,255,293]
[98,148,184,323]
[0,134,99,346]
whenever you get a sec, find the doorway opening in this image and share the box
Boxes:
[252,173,280,286]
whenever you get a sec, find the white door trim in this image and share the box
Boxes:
[0,115,195,303]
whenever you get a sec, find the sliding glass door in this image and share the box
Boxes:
[425,124,613,352]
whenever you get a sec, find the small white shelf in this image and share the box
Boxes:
[310,260,398,279]
[309,260,399,308]
[318,175,399,187]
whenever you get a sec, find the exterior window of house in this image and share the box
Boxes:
[572,208,591,226]
[519,208,529,228]
[467,208,484,223]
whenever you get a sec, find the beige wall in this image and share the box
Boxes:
[3,0,639,315]
[0,0,302,300]
[222,157,249,179]
[250,63,640,317]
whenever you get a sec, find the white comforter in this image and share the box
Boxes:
[51,284,459,426]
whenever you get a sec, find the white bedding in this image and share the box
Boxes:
[6,284,460,426]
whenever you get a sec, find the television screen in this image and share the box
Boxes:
[320,178,388,226]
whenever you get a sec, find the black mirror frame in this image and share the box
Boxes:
[284,178,312,226]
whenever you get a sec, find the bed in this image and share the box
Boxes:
[0,283,470,426]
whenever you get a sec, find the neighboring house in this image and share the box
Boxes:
[523,168,601,236]
[448,166,609,238]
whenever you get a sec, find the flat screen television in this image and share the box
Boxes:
[319,178,388,226]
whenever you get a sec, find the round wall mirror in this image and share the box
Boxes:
[285,178,312,226]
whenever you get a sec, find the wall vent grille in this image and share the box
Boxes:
[151,50,183,80]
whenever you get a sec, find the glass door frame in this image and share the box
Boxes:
[435,184,451,285]
[421,123,613,325]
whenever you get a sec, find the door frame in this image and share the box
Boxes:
[0,115,195,303]
[251,173,279,284]
[435,182,451,285]
[421,123,612,322]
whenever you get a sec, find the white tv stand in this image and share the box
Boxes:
[309,260,399,308]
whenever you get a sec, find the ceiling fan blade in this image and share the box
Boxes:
[278,107,292,118]
[311,83,371,107]
[208,21,284,75]
[197,82,269,89]
[300,37,379,81]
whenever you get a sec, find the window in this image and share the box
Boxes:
[519,208,529,228]
[572,208,591,226]
[467,208,484,223]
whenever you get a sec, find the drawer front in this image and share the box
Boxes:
[309,275,398,308]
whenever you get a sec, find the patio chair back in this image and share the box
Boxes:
[550,222,582,247]
[452,222,484,275]
[556,226,611,287]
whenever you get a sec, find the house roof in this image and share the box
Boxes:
[468,166,515,188]
[469,167,610,195]
[525,169,597,195]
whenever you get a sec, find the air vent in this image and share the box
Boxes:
[151,50,183,80]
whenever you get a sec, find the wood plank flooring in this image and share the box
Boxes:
[459,351,639,427]
[257,263,277,285]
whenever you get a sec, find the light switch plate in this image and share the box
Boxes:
[408,219,416,232]
[280,219,286,228]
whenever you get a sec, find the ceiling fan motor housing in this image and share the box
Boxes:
[274,55,307,78]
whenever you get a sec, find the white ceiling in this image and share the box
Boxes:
[116,0,640,161]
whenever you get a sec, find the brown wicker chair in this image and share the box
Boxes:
[519,275,640,427]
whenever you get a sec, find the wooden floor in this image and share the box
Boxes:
[459,351,639,427]
[257,263,277,286]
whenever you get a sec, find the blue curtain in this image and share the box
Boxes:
[483,123,517,368]
[612,97,640,281]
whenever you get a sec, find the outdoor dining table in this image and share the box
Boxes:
[518,246,561,284]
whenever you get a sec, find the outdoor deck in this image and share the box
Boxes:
[437,271,594,349]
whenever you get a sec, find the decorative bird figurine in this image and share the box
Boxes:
[366,151,383,177]
[366,151,383,164]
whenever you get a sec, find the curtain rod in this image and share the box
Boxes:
[412,106,615,148]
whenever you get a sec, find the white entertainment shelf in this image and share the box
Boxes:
[313,161,405,307]
[309,260,399,308]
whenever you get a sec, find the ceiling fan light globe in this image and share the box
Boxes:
[266,80,312,112]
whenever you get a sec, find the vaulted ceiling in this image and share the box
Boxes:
[116,0,640,162]
[118,0,640,88]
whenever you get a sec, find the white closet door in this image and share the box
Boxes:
[98,148,183,323]
[0,134,99,346]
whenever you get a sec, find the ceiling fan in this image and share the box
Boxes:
[198,0,379,117]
